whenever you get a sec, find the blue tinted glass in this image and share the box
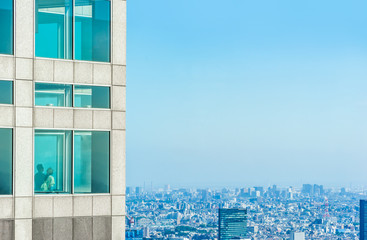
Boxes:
[75,0,111,62]
[74,85,110,108]
[0,129,12,195]
[0,0,13,54]
[35,0,73,59]
[35,83,72,107]
[0,81,13,104]
[34,130,72,194]
[74,131,109,194]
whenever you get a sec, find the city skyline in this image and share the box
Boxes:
[127,0,367,187]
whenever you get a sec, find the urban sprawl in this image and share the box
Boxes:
[126,184,362,239]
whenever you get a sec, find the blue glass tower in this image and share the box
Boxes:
[219,208,247,240]
[361,200,367,240]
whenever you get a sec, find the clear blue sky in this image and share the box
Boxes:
[126,0,367,188]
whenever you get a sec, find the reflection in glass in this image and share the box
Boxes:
[34,130,72,194]
[74,131,110,193]
[35,83,72,107]
[0,129,12,195]
[75,0,111,62]
[35,0,73,59]
[74,85,110,108]
[0,81,13,104]
[0,0,13,54]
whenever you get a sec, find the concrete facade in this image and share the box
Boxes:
[0,0,126,239]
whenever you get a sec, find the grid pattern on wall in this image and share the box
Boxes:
[0,0,126,239]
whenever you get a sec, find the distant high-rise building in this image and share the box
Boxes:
[136,186,144,195]
[302,184,313,195]
[361,200,367,240]
[126,186,134,195]
[290,232,305,240]
[218,208,247,240]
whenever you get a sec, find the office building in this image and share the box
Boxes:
[0,0,126,239]
[361,200,367,240]
[218,208,247,240]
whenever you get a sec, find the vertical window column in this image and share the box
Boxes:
[34,130,72,194]
[0,0,13,55]
[74,131,110,194]
[0,129,12,195]
[75,0,111,62]
[35,0,73,59]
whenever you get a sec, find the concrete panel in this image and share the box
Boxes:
[94,64,112,85]
[15,80,33,107]
[54,61,74,83]
[112,216,124,240]
[93,110,111,129]
[15,197,32,219]
[33,197,53,218]
[15,107,32,127]
[15,127,33,196]
[111,130,126,195]
[112,65,126,86]
[54,197,73,218]
[54,109,73,128]
[0,56,14,80]
[0,220,14,240]
[34,59,53,82]
[15,58,33,80]
[74,109,93,129]
[0,106,14,127]
[15,0,33,58]
[53,218,72,240]
[112,1,127,65]
[112,111,125,130]
[32,218,52,240]
[73,196,92,217]
[112,86,126,111]
[112,196,125,216]
[93,196,111,216]
[0,198,13,219]
[34,108,53,128]
[73,217,92,240]
[93,216,112,240]
[74,62,93,84]
[15,219,32,240]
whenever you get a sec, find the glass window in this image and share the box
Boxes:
[0,81,13,104]
[35,83,72,107]
[34,130,72,194]
[74,131,110,193]
[0,129,12,195]
[0,0,13,55]
[35,0,73,59]
[74,85,110,108]
[75,0,111,62]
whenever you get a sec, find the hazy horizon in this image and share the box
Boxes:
[126,0,367,188]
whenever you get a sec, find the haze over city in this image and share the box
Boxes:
[126,0,367,188]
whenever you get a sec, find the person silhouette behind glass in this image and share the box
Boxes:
[34,164,46,191]
[41,168,55,192]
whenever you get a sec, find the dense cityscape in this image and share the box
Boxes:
[126,184,363,240]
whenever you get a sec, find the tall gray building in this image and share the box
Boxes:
[0,0,126,239]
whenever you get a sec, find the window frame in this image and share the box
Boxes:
[73,84,111,109]
[0,0,14,56]
[0,79,14,106]
[0,128,13,196]
[34,0,112,63]
[34,82,111,110]
[34,129,111,195]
